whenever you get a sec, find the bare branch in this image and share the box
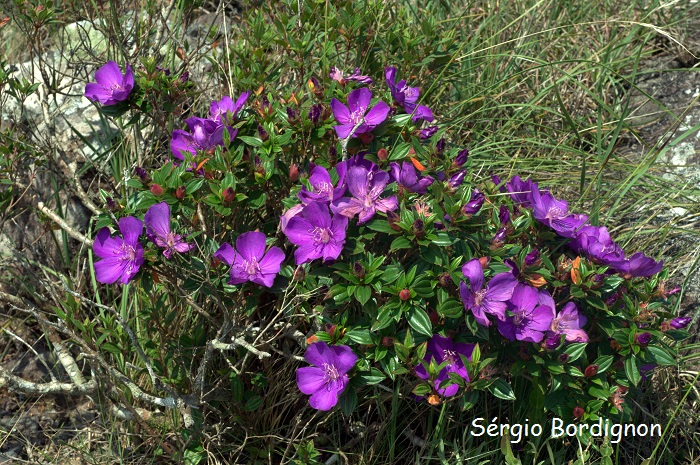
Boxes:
[37,201,93,246]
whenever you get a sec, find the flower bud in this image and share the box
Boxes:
[353,262,366,279]
[558,353,570,363]
[584,364,599,377]
[573,406,585,419]
[381,336,394,347]
[289,163,300,182]
[105,196,120,212]
[438,272,453,288]
[428,310,439,325]
[399,289,411,301]
[489,227,507,248]
[325,323,337,335]
[412,219,425,237]
[175,185,186,200]
[387,210,401,231]
[179,71,190,83]
[321,105,333,121]
[420,125,438,139]
[635,332,652,347]
[447,170,466,189]
[528,274,547,288]
[222,187,235,204]
[524,249,541,267]
[286,107,299,124]
[660,321,671,331]
[308,104,322,124]
[293,267,306,281]
[478,256,490,269]
[377,147,388,161]
[150,183,164,196]
[670,317,691,329]
[427,394,441,405]
[308,76,324,99]
[134,166,151,184]
[257,124,269,142]
[454,149,469,166]
[328,146,338,162]
[463,189,485,215]
[499,206,510,225]
[544,336,560,350]
[435,138,446,155]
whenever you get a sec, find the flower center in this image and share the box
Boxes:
[313,181,333,196]
[350,109,365,126]
[166,233,177,247]
[546,206,567,220]
[512,312,525,326]
[550,317,562,333]
[120,242,136,261]
[241,258,261,276]
[442,349,458,366]
[322,362,340,382]
[311,226,333,244]
[474,289,488,306]
[400,85,418,100]
[107,82,125,92]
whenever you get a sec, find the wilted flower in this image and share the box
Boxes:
[214,231,285,288]
[93,217,144,284]
[330,66,373,85]
[569,225,625,266]
[505,176,535,207]
[330,88,390,139]
[85,61,134,106]
[144,202,194,259]
[670,317,691,329]
[415,335,474,397]
[285,202,348,264]
[420,125,438,139]
[460,259,517,327]
[296,341,357,410]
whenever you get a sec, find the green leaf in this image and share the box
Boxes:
[339,389,357,416]
[646,346,676,366]
[563,342,587,362]
[354,286,371,305]
[593,355,614,374]
[390,236,412,250]
[346,328,373,345]
[356,368,385,386]
[489,379,516,400]
[625,355,641,386]
[437,298,463,318]
[238,136,263,147]
[407,308,432,336]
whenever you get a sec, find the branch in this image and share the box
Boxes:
[37,201,93,246]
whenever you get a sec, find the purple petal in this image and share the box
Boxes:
[285,217,314,246]
[236,231,266,262]
[118,217,143,247]
[296,367,326,395]
[385,67,397,88]
[94,257,128,284]
[331,345,358,373]
[497,319,517,341]
[347,88,371,114]
[144,202,171,239]
[462,259,484,292]
[308,381,343,410]
[301,201,332,228]
[509,284,538,313]
[334,123,356,139]
[346,166,369,199]
[93,228,121,258]
[94,61,123,87]
[294,244,320,265]
[485,273,517,301]
[214,242,236,266]
[363,101,390,126]
[84,83,110,104]
[304,341,331,367]
[411,105,434,122]
[330,99,352,125]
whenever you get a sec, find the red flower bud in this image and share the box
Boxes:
[584,365,599,378]
[222,187,235,204]
[428,310,439,325]
[175,185,186,200]
[399,289,411,301]
[381,336,394,347]
[573,406,585,419]
[377,148,388,161]
[289,163,300,182]
[478,257,490,269]
[150,183,164,196]
[359,132,374,145]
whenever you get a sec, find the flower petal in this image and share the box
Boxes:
[331,345,358,373]
[144,202,171,240]
[347,88,371,114]
[93,228,120,258]
[363,101,390,126]
[330,99,352,125]
[118,216,143,247]
[304,341,331,367]
[308,383,340,410]
[296,367,326,394]
[94,61,123,87]
[94,257,128,284]
[236,231,266,262]
[461,259,484,292]
[214,242,236,266]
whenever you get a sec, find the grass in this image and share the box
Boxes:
[1,0,699,463]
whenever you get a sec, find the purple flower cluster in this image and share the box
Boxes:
[170,93,249,163]
[93,202,194,284]
[459,258,588,344]
[505,176,662,278]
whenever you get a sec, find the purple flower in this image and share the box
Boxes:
[671,317,691,329]
[279,204,304,233]
[415,335,474,397]
[609,252,663,278]
[209,92,250,124]
[385,67,434,122]
[170,117,237,161]
[285,202,348,265]
[545,300,588,344]
[530,185,588,237]
[420,125,438,139]
[447,170,466,189]
[296,341,357,411]
[93,217,144,284]
[298,163,347,204]
[214,231,285,288]
[569,226,625,265]
[308,104,322,124]
[497,285,555,343]
[499,206,511,224]
[459,259,517,327]
[332,165,398,224]
[388,162,434,194]
[144,202,194,259]
[524,249,541,267]
[331,88,390,139]
[85,61,135,106]
[330,66,373,85]
[505,176,535,207]
[455,149,469,166]
[463,189,485,215]
[635,332,652,346]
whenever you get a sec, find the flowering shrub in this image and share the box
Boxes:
[84,55,689,435]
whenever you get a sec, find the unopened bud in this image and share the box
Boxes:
[377,148,388,161]
[573,406,585,419]
[353,262,366,279]
[257,124,269,142]
[150,183,164,196]
[399,289,411,301]
[289,164,300,182]
[381,336,394,347]
[359,132,374,145]
[175,185,186,200]
[584,365,599,377]
[293,267,306,281]
[478,257,490,269]
[387,210,401,231]
[222,187,235,203]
